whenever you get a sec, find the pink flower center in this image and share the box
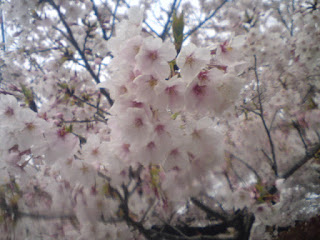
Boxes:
[91,147,99,156]
[155,124,165,134]
[147,141,156,150]
[134,118,143,127]
[25,122,35,131]
[165,86,177,96]
[131,101,143,108]
[122,143,130,153]
[192,84,206,97]
[5,107,14,116]
[169,148,179,157]
[119,85,127,94]
[148,51,158,61]
[148,77,158,88]
[198,70,209,83]
[57,128,67,139]
[185,55,194,65]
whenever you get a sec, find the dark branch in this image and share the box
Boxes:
[160,0,178,40]
[253,55,278,177]
[108,0,120,39]
[282,143,320,179]
[90,0,108,40]
[191,197,228,222]
[46,0,113,106]
[183,0,228,41]
[0,9,5,51]
[229,152,262,182]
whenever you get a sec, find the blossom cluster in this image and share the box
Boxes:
[0,1,319,240]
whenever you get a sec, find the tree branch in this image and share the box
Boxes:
[253,55,278,177]
[191,197,228,222]
[90,0,108,40]
[0,8,5,51]
[183,0,228,41]
[160,0,178,40]
[282,142,320,179]
[46,0,113,106]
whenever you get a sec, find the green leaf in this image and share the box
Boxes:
[172,10,184,54]
[20,84,33,103]
[20,84,37,112]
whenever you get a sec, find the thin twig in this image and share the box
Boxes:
[276,7,292,36]
[282,143,320,179]
[121,0,161,38]
[46,0,113,106]
[229,152,262,182]
[108,0,121,39]
[190,197,228,222]
[253,55,278,177]
[90,0,108,40]
[260,149,273,166]
[292,121,308,154]
[18,212,76,220]
[160,0,178,40]
[269,109,279,130]
[224,171,234,192]
[0,8,5,51]
[183,0,228,41]
[139,198,156,224]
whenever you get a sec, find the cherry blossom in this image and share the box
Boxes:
[135,37,176,79]
[176,42,211,81]
[0,1,319,240]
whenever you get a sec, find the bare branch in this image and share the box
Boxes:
[239,105,261,116]
[224,171,234,192]
[46,0,113,106]
[108,0,121,39]
[190,197,228,222]
[292,120,308,154]
[183,0,228,41]
[229,152,262,182]
[90,0,108,40]
[276,7,293,36]
[269,109,279,130]
[261,148,274,167]
[160,0,178,40]
[121,0,161,38]
[0,8,5,51]
[18,211,76,221]
[139,198,156,224]
[282,143,320,179]
[253,55,278,177]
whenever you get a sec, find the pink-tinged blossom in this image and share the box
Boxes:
[0,94,20,127]
[33,127,79,164]
[134,74,163,105]
[305,109,320,130]
[97,68,138,101]
[134,140,164,165]
[119,35,143,66]
[16,109,47,151]
[82,135,109,164]
[135,37,176,79]
[184,117,224,171]
[185,79,219,114]
[176,43,210,81]
[109,97,153,120]
[107,7,143,54]
[155,75,186,111]
[108,108,152,147]
[211,73,243,114]
[232,188,254,210]
[163,147,189,171]
[0,128,17,151]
